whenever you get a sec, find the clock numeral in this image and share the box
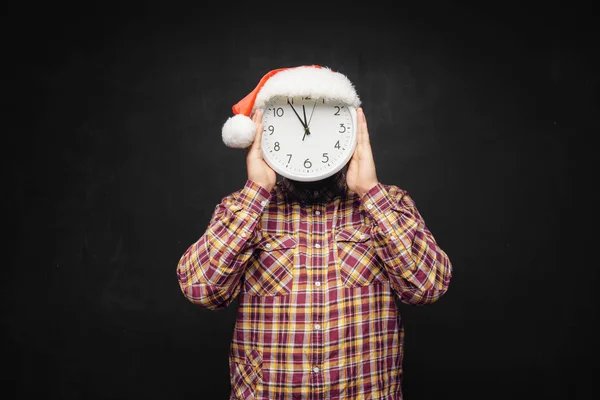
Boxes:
[274,142,280,151]
[338,123,346,133]
[304,159,312,169]
[333,106,343,115]
[321,153,329,163]
[267,125,275,135]
[286,154,292,164]
[270,107,284,117]
[334,141,341,149]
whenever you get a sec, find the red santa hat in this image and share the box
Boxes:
[222,65,361,148]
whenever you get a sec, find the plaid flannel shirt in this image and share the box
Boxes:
[177,174,452,400]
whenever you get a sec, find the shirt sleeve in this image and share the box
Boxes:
[176,180,271,310]
[362,183,453,305]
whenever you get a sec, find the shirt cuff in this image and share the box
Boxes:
[235,180,272,215]
[361,183,395,217]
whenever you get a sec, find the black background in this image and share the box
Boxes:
[4,2,597,399]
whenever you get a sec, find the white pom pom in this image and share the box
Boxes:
[222,114,256,148]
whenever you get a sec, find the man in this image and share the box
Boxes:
[177,66,453,399]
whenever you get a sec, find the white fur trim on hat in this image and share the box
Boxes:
[254,67,361,110]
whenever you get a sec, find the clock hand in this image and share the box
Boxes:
[287,99,308,130]
[288,99,311,140]
[302,105,309,127]
[302,105,312,136]
[307,101,317,126]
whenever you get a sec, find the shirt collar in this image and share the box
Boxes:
[281,169,347,204]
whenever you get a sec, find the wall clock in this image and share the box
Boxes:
[261,95,357,182]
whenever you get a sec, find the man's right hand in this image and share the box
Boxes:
[246,109,276,192]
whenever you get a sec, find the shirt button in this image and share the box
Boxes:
[241,232,247,237]
[261,200,267,206]
[315,324,321,330]
[367,203,373,209]
[313,367,320,373]
[315,281,321,287]
[266,243,271,248]
[315,210,321,215]
[314,243,320,248]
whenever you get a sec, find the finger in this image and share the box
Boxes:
[350,143,359,161]
[357,108,371,147]
[249,109,263,154]
[253,108,262,124]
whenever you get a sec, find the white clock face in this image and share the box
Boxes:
[260,95,357,182]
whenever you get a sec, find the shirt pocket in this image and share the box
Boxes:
[335,225,386,288]
[229,349,262,400]
[244,234,297,296]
